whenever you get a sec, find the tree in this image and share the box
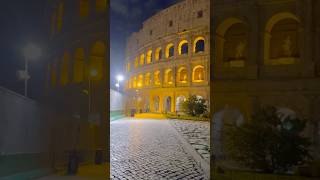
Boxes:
[225,106,312,173]
[181,95,207,116]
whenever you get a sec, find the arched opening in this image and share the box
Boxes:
[216,18,248,67]
[139,54,145,66]
[153,96,160,112]
[164,69,173,85]
[154,70,161,85]
[155,47,162,61]
[73,48,85,83]
[176,96,186,112]
[57,2,64,32]
[194,37,205,53]
[265,13,300,65]
[96,0,106,12]
[90,41,105,81]
[60,52,70,86]
[178,40,188,55]
[146,50,152,64]
[138,74,143,88]
[166,43,174,58]
[177,67,188,83]
[133,76,137,88]
[164,96,172,113]
[192,65,205,82]
[144,72,151,86]
[134,57,138,68]
[79,0,89,17]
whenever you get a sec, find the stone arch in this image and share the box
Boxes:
[60,52,70,86]
[194,36,205,53]
[178,40,188,55]
[133,76,137,88]
[154,70,161,85]
[155,47,162,61]
[73,48,85,83]
[177,66,188,83]
[164,96,172,113]
[139,53,145,65]
[164,69,173,85]
[96,0,106,12]
[79,0,90,17]
[264,12,300,65]
[144,72,151,86]
[192,65,205,82]
[146,50,152,64]
[153,96,160,112]
[90,41,105,80]
[212,107,245,161]
[137,74,143,87]
[216,17,248,67]
[166,43,174,58]
[176,96,186,112]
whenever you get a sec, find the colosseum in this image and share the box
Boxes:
[44,0,108,166]
[124,0,210,116]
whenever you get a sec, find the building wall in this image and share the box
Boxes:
[211,0,320,160]
[0,87,98,177]
[124,0,210,115]
[44,0,108,163]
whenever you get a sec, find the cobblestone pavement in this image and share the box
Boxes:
[169,120,210,163]
[111,118,207,180]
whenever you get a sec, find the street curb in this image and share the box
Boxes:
[167,120,210,180]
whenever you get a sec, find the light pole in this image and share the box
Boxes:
[22,44,41,97]
[116,75,124,91]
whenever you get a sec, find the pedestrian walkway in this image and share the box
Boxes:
[111,118,207,179]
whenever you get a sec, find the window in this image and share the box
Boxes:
[149,30,153,35]
[178,67,187,83]
[138,74,143,87]
[164,69,173,85]
[194,37,205,53]
[154,71,161,85]
[192,65,205,82]
[178,40,188,55]
[146,50,152,64]
[166,43,174,58]
[133,76,137,88]
[155,48,162,61]
[197,10,203,18]
[96,0,106,12]
[169,20,173,27]
[140,54,145,65]
[145,73,151,86]
[134,57,138,68]
[80,0,89,17]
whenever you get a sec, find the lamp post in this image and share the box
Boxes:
[22,44,41,97]
[116,75,124,91]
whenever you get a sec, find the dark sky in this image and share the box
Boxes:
[110,0,182,89]
[0,1,47,99]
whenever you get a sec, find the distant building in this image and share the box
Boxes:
[124,0,210,115]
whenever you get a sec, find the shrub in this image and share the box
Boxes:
[225,106,312,173]
[181,95,208,117]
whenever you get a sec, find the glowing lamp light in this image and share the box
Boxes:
[117,75,124,82]
[23,43,41,60]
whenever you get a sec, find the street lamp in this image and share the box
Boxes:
[116,74,124,91]
[22,43,41,97]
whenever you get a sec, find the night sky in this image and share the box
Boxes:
[0,1,47,100]
[110,0,182,89]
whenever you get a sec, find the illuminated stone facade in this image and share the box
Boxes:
[45,0,108,164]
[124,0,210,115]
[211,0,320,160]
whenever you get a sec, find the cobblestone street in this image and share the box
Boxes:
[111,118,209,180]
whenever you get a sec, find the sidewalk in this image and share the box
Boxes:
[38,164,109,180]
